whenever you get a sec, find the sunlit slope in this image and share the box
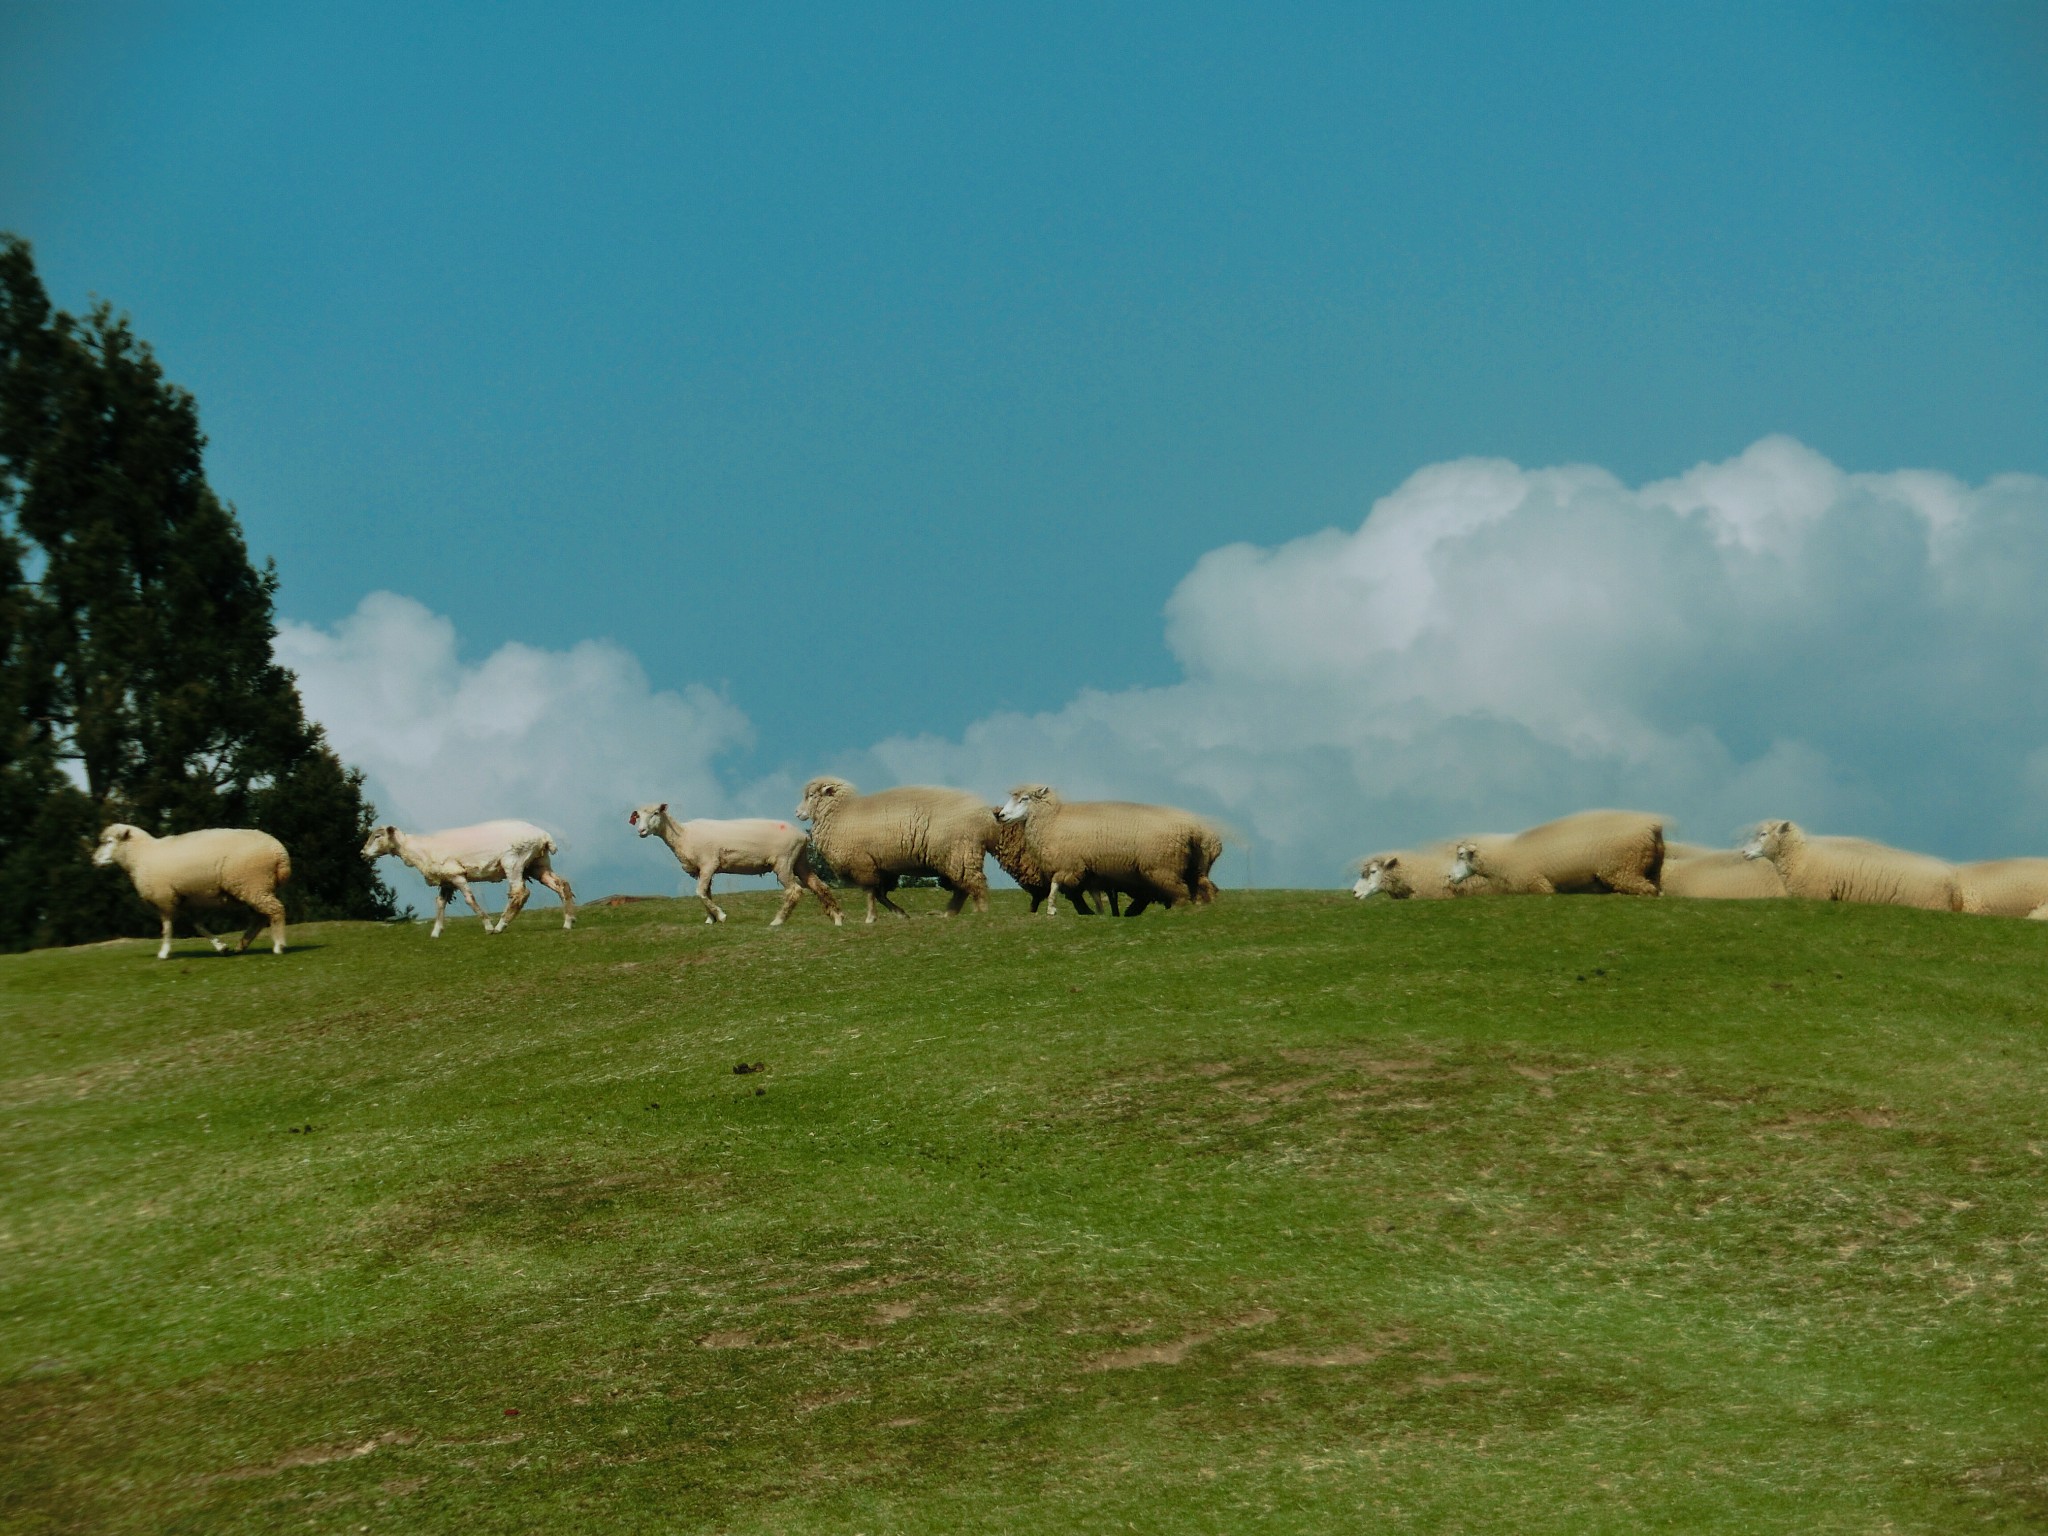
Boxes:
[4,892,2046,1534]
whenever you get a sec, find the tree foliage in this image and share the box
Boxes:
[0,233,392,949]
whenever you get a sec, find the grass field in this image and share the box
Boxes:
[3,889,2046,1533]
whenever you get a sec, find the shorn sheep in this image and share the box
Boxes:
[1448,810,1665,896]
[1352,839,1506,900]
[1659,843,1788,900]
[997,785,1222,917]
[629,803,843,926]
[796,777,995,923]
[1741,821,1973,912]
[1956,859,2048,918]
[361,820,577,936]
[92,824,292,960]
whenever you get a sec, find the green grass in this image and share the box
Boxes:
[4,890,2047,1533]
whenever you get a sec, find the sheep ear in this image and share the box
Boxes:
[659,803,668,814]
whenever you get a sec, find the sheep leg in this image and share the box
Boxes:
[871,881,911,919]
[1600,866,1659,897]
[496,866,533,932]
[156,910,176,961]
[697,861,727,924]
[450,876,495,932]
[244,891,288,954]
[798,861,844,926]
[431,883,456,938]
[532,858,576,929]
[768,859,805,927]
[190,916,232,953]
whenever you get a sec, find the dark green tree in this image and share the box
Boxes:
[0,233,392,948]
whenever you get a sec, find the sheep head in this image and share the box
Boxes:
[1353,854,1397,899]
[629,803,669,837]
[92,824,141,867]
[998,784,1057,823]
[797,777,853,823]
[1446,842,1483,886]
[360,825,402,861]
[1742,820,1796,861]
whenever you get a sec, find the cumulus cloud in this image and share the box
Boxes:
[275,592,753,897]
[849,437,2048,881]
[279,438,2048,895]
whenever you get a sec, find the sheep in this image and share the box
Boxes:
[987,813,1114,915]
[1659,843,1789,900]
[1955,859,2048,918]
[1351,838,1507,900]
[1447,810,1665,896]
[996,784,1222,917]
[361,819,577,936]
[1740,820,1972,912]
[91,823,292,960]
[795,777,995,923]
[629,803,843,926]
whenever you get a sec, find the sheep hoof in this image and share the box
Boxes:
[209,938,229,953]
[156,948,171,960]
[769,917,785,927]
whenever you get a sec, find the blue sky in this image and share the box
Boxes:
[5,3,2048,894]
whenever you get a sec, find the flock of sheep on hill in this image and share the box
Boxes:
[1352,808,2048,917]
[88,789,2048,960]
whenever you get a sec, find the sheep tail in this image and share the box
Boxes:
[274,848,293,888]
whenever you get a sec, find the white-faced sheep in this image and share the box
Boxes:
[1352,839,1507,900]
[1659,843,1789,900]
[1447,810,1665,896]
[92,824,292,960]
[629,803,843,926]
[996,785,1222,917]
[1740,821,1972,912]
[1956,859,2048,919]
[361,819,577,936]
[795,778,995,923]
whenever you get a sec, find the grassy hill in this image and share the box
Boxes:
[4,890,2046,1533]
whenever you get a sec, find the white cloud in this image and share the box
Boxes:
[844,436,2048,881]
[279,439,2048,896]
[274,592,752,898]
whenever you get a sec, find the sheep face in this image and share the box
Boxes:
[91,824,138,867]
[999,785,1055,823]
[1446,843,1482,886]
[1353,856,1396,899]
[360,825,402,861]
[797,777,852,823]
[1743,821,1794,862]
[629,804,669,838]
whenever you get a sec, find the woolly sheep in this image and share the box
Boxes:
[1351,838,1507,900]
[361,819,577,936]
[92,823,292,960]
[1659,843,1789,900]
[987,813,1116,915]
[996,785,1222,917]
[629,803,843,926]
[1740,821,1972,912]
[1955,859,2048,919]
[1447,810,1665,896]
[795,777,995,923]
